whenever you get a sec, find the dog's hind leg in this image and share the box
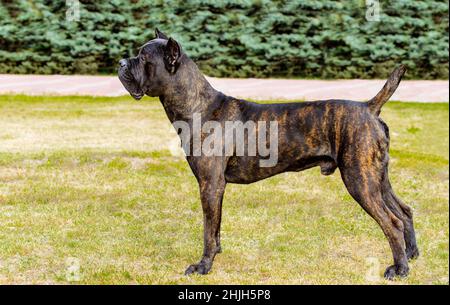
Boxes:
[339,162,409,280]
[382,176,419,260]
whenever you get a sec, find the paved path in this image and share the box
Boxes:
[0,74,447,102]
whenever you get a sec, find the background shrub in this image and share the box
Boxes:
[0,0,448,79]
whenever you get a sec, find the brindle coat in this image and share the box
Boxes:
[118,29,419,280]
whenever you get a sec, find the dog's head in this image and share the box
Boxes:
[118,28,183,100]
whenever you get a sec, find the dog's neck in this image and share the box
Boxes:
[159,56,222,122]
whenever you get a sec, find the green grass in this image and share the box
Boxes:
[0,94,448,284]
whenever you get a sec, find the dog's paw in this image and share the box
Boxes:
[406,247,420,261]
[184,262,212,276]
[384,264,409,280]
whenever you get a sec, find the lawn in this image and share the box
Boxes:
[0,95,448,284]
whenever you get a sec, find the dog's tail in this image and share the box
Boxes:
[367,65,406,116]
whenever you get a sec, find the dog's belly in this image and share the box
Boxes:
[224,154,337,184]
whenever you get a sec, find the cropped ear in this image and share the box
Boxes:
[164,37,181,74]
[155,28,168,40]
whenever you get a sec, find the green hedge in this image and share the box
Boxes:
[0,0,448,79]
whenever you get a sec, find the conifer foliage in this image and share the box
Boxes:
[0,0,448,78]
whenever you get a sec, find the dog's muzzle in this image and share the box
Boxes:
[118,58,144,100]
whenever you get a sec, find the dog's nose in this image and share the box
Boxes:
[119,59,128,68]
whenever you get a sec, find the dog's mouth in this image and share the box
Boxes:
[118,65,144,100]
[130,93,144,100]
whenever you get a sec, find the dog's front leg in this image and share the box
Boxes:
[185,176,226,275]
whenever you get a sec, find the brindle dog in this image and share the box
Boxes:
[118,29,419,280]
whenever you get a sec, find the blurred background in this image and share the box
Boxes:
[0,0,448,79]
